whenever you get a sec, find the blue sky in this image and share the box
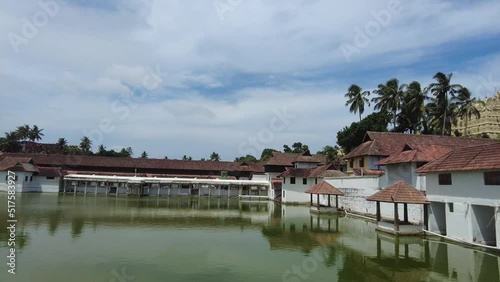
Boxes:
[1,0,500,160]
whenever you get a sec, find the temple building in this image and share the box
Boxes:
[453,91,500,139]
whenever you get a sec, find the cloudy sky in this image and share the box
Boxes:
[1,0,499,160]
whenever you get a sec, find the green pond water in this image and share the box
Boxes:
[1,193,499,282]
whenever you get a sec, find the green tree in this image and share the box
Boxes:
[182,155,192,161]
[97,144,106,156]
[372,78,405,129]
[260,148,278,161]
[337,111,391,153]
[283,142,309,153]
[235,155,258,162]
[79,136,93,155]
[140,151,148,158]
[396,81,426,133]
[56,138,68,154]
[29,125,44,142]
[210,152,221,161]
[455,87,484,137]
[15,125,30,141]
[1,131,20,152]
[316,145,340,164]
[426,72,462,135]
[345,84,370,121]
[164,156,169,159]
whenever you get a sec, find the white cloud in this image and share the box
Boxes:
[2,0,500,159]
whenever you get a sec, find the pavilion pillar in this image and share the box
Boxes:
[95,182,98,195]
[189,184,192,197]
[74,182,77,195]
[335,195,339,209]
[328,195,331,207]
[218,185,221,197]
[394,203,399,232]
[423,204,429,230]
[63,180,67,193]
[316,194,320,208]
[376,201,381,222]
[404,203,408,223]
[158,184,161,196]
[84,181,88,194]
[239,185,243,197]
[228,186,231,197]
[106,182,109,195]
[198,184,201,197]
[310,194,313,206]
[178,184,181,196]
[168,184,171,197]
[209,185,211,197]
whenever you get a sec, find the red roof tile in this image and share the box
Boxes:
[281,164,345,178]
[366,180,429,204]
[416,142,500,173]
[305,181,344,195]
[0,157,37,172]
[265,151,326,166]
[376,144,453,165]
[345,131,497,159]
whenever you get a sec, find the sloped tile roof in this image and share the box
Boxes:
[0,153,256,173]
[37,167,62,177]
[366,180,429,204]
[345,131,497,159]
[0,157,37,172]
[376,144,453,165]
[265,151,326,166]
[293,150,321,163]
[416,142,500,173]
[305,181,344,195]
[280,164,345,178]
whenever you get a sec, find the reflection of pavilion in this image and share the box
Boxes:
[262,214,342,252]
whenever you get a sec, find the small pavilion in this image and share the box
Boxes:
[366,180,429,235]
[305,181,344,214]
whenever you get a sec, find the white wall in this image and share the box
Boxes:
[0,171,59,193]
[426,171,500,206]
[294,162,317,169]
[281,176,318,203]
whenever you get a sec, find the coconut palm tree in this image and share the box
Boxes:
[210,152,221,161]
[29,125,44,142]
[2,131,20,152]
[455,88,484,136]
[399,81,426,133]
[371,78,406,129]
[345,84,370,121]
[56,138,68,154]
[426,72,462,135]
[79,136,92,155]
[15,124,30,141]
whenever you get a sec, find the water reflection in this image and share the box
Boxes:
[0,194,499,282]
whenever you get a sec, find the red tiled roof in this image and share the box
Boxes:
[305,181,344,195]
[280,164,344,178]
[265,151,326,166]
[416,143,500,173]
[376,144,453,165]
[366,180,429,204]
[293,150,321,163]
[37,167,62,177]
[0,153,257,173]
[345,131,497,159]
[64,170,238,179]
[0,157,37,172]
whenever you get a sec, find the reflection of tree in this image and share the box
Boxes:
[47,209,63,236]
[71,216,85,238]
[16,229,30,250]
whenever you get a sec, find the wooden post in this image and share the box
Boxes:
[63,180,67,194]
[328,195,331,207]
[84,181,88,194]
[376,201,381,222]
[218,185,221,197]
[158,184,161,196]
[228,186,230,197]
[423,204,429,230]
[335,195,339,209]
[178,184,180,196]
[310,194,313,206]
[73,182,77,195]
[317,194,320,208]
[394,203,399,232]
[95,182,98,195]
[106,182,109,195]
[168,184,171,197]
[404,203,408,223]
